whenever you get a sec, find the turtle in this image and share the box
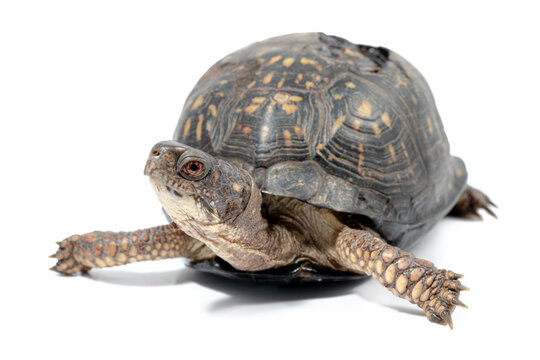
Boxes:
[51,32,496,328]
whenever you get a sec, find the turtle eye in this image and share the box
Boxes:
[180,160,207,180]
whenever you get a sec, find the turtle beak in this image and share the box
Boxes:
[144,141,189,176]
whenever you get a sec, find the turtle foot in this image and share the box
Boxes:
[421,270,468,329]
[451,185,497,220]
[336,227,469,328]
[50,236,88,275]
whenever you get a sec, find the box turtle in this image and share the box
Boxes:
[51,33,496,328]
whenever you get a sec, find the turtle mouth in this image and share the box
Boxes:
[147,173,196,199]
[148,173,222,226]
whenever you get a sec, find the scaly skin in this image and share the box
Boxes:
[50,223,212,275]
[336,227,468,328]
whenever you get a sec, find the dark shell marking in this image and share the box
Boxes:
[174,33,467,248]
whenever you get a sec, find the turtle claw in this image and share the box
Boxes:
[470,209,483,221]
[482,205,497,219]
[447,271,463,280]
[421,269,467,328]
[427,311,453,329]
[451,298,468,309]
[451,186,497,219]
[486,197,498,209]
[441,311,453,329]
[468,187,497,219]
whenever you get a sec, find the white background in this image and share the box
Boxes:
[1,1,538,359]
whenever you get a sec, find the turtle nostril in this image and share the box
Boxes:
[152,149,161,157]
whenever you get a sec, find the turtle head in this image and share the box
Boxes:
[145,141,285,271]
[144,141,252,228]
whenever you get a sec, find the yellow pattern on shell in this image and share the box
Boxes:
[283,130,292,147]
[191,95,204,110]
[282,103,298,115]
[357,143,364,173]
[208,104,217,117]
[381,112,391,128]
[245,104,260,114]
[182,118,191,139]
[289,95,303,102]
[332,115,346,135]
[372,123,381,138]
[282,57,295,67]
[196,114,204,141]
[358,100,372,117]
[300,57,317,65]
[261,125,269,142]
[388,143,396,162]
[426,116,434,135]
[263,72,274,84]
[266,55,282,66]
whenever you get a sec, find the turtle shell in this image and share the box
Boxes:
[173,32,467,250]
[188,257,366,284]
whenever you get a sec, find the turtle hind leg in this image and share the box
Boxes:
[449,185,497,219]
[335,227,468,328]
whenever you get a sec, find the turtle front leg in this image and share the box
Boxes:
[336,227,468,328]
[50,223,212,275]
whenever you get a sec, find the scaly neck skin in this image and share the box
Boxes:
[169,182,297,271]
[261,194,349,270]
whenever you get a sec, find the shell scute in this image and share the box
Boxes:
[174,33,467,246]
